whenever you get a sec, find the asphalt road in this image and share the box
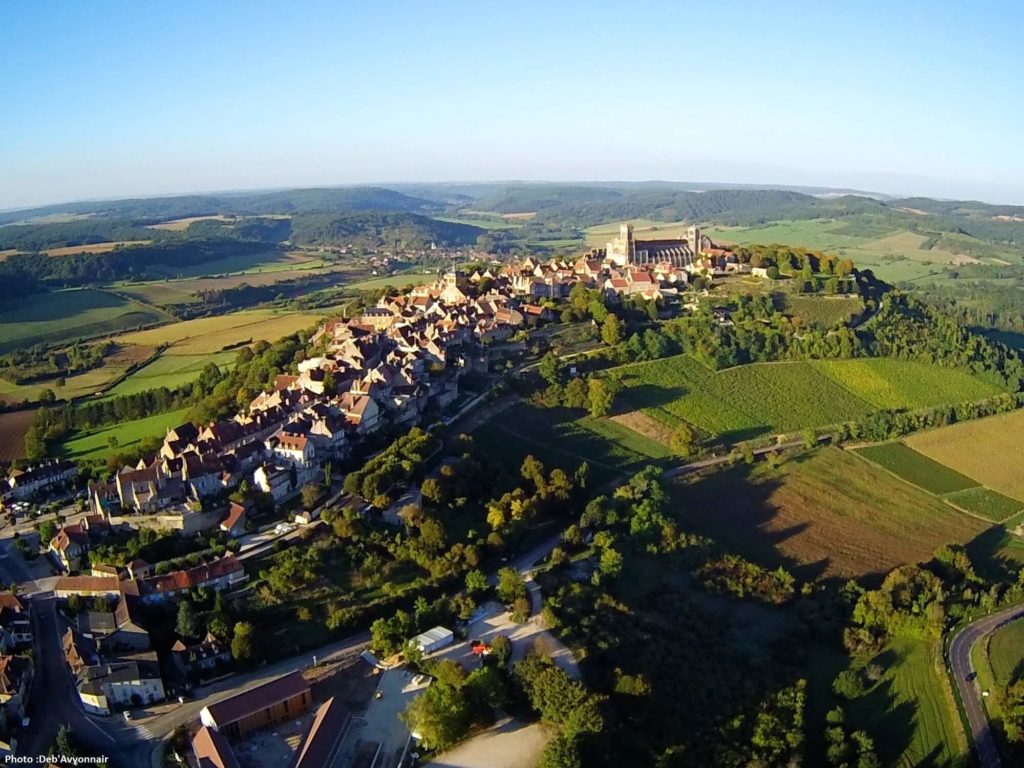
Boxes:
[948,603,1024,768]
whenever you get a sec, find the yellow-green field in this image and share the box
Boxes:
[114,308,329,354]
[906,410,1024,501]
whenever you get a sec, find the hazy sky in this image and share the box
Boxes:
[2,0,1023,209]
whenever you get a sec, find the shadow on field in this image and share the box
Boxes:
[615,384,686,414]
[669,461,831,583]
[849,676,917,767]
[964,525,1021,582]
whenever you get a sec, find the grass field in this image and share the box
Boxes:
[44,240,151,257]
[0,410,35,462]
[943,488,1024,522]
[114,309,328,355]
[852,443,979,495]
[670,447,989,580]
[988,619,1024,686]
[0,367,122,402]
[613,356,998,443]
[0,289,169,354]
[471,402,672,476]
[847,634,967,768]
[142,249,323,279]
[906,410,1024,501]
[61,406,192,460]
[102,350,237,397]
[0,343,156,404]
[116,258,349,305]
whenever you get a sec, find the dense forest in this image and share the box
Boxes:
[289,211,483,248]
[0,185,441,226]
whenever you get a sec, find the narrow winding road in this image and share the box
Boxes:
[948,603,1024,768]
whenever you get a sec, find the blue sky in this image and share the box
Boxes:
[2,0,1023,208]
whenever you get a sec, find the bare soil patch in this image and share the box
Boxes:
[0,410,34,461]
[105,343,158,366]
[611,409,675,446]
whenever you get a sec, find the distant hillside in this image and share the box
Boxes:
[0,240,274,287]
[533,188,862,228]
[472,185,624,213]
[0,186,440,226]
[289,212,484,248]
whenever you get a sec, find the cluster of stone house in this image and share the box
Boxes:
[62,584,166,715]
[81,271,537,530]
[47,514,112,572]
[2,459,77,503]
[0,595,33,748]
[53,554,247,603]
[495,224,740,304]
[54,554,247,714]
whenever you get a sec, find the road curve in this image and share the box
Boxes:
[948,603,1024,768]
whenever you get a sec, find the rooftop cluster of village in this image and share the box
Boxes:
[32,224,736,589]
[46,224,734,539]
[0,223,744,761]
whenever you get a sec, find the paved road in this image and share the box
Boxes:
[20,597,155,767]
[948,603,1024,768]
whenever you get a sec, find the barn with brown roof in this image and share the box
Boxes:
[199,671,312,740]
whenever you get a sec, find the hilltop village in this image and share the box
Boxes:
[52,225,738,544]
[4,224,749,763]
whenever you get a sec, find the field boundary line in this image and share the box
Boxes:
[844,447,1004,526]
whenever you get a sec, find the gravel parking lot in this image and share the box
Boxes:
[424,719,550,768]
[430,600,578,678]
